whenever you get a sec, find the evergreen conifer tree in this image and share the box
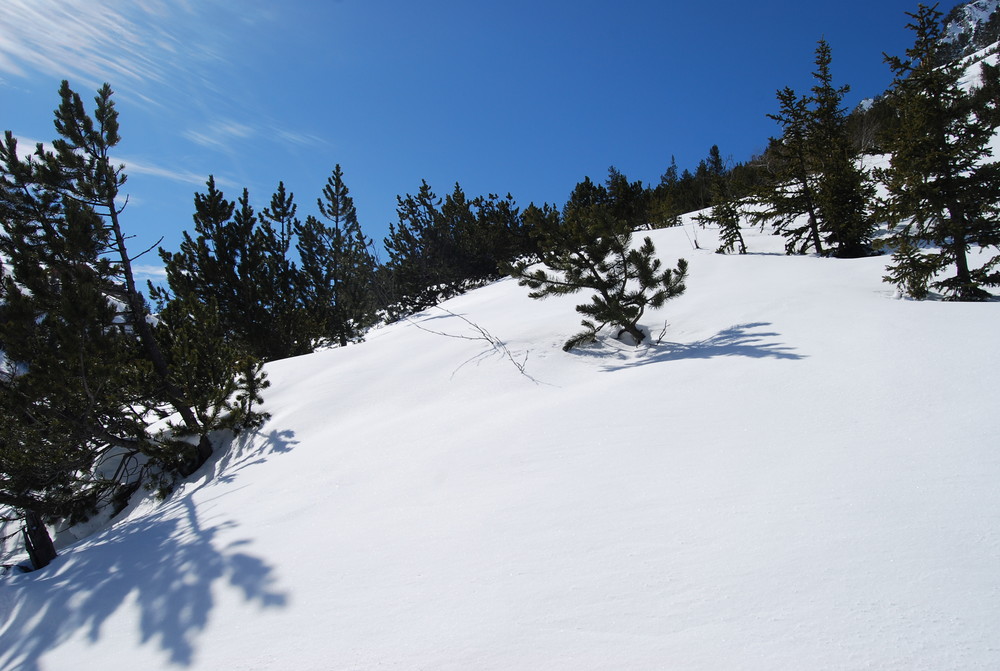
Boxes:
[509,172,687,350]
[878,5,1000,300]
[706,145,726,183]
[383,180,448,313]
[713,197,747,255]
[697,175,747,254]
[383,180,529,316]
[467,191,532,269]
[439,183,480,283]
[298,164,377,346]
[154,178,311,360]
[694,149,748,254]
[759,87,825,254]
[257,182,312,358]
[758,40,874,256]
[809,39,876,258]
[1,82,265,567]
[649,156,683,229]
[1,138,148,567]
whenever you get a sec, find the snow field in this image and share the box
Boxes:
[2,222,999,670]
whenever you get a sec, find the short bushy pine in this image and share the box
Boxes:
[509,171,687,351]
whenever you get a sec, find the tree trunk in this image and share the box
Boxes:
[104,201,208,439]
[619,322,646,346]
[23,509,57,571]
[806,210,824,255]
[178,435,214,477]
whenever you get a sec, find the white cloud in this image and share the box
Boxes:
[119,155,209,186]
[6,134,207,187]
[273,127,328,148]
[184,120,329,153]
[0,0,185,86]
[183,120,257,150]
[132,264,168,281]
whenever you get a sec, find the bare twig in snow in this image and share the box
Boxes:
[406,307,541,383]
[655,320,670,344]
[682,224,701,250]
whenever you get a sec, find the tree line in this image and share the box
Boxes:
[2,2,999,570]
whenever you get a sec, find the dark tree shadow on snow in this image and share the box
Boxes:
[208,428,299,486]
[572,322,805,370]
[0,429,296,670]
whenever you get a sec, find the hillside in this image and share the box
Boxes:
[942,0,1000,59]
[2,217,998,670]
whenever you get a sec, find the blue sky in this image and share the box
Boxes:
[0,0,959,281]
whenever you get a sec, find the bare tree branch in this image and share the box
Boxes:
[407,306,542,384]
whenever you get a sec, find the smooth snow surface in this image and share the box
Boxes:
[2,222,1000,670]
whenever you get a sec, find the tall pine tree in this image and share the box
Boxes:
[154,179,311,360]
[297,164,376,347]
[878,4,1000,300]
[649,156,683,229]
[809,39,876,258]
[258,182,312,358]
[758,40,874,256]
[1,83,265,568]
[383,180,448,314]
[760,87,826,254]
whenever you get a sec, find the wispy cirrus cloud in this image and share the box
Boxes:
[118,156,210,187]
[183,118,328,154]
[1,2,313,187]
[8,133,210,188]
[183,120,257,150]
[273,127,328,148]
[0,0,192,87]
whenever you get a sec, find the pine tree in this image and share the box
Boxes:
[1,141,147,567]
[382,180,529,316]
[759,87,825,254]
[649,156,683,229]
[878,5,1000,300]
[757,40,875,256]
[383,180,448,313]
[809,39,876,258]
[706,145,726,183]
[299,164,377,346]
[153,176,237,327]
[509,172,688,350]
[714,197,747,255]
[36,83,266,463]
[697,176,747,254]
[693,149,748,254]
[439,183,480,283]
[1,82,265,568]
[153,295,269,443]
[466,191,532,269]
[605,166,650,230]
[257,182,312,358]
[154,178,311,360]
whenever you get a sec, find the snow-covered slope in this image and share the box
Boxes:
[2,222,1000,670]
[943,0,1000,45]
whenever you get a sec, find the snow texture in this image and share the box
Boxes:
[1,216,999,670]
